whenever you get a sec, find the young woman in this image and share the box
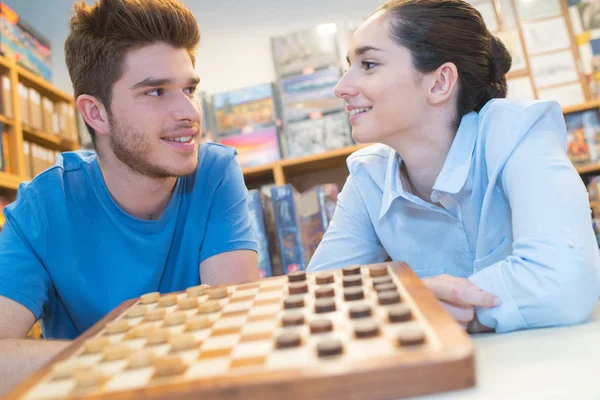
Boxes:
[307,0,600,333]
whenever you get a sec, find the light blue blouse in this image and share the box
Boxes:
[307,99,600,333]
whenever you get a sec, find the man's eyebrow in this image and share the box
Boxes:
[131,76,200,90]
[346,45,383,65]
[130,77,173,90]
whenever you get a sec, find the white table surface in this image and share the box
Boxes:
[416,303,600,400]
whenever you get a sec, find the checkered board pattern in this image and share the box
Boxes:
[7,262,475,400]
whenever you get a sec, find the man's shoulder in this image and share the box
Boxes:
[19,150,94,193]
[197,143,237,170]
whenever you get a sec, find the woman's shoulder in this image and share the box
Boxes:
[476,98,566,172]
[347,143,393,170]
[479,98,563,124]
[344,143,394,190]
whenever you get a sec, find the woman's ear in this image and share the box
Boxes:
[427,62,459,106]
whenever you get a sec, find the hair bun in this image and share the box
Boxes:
[489,35,512,82]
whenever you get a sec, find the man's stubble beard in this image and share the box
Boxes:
[107,117,196,179]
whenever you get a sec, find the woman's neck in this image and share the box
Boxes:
[386,111,457,203]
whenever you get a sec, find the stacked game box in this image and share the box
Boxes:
[213,83,282,167]
[270,184,339,274]
[271,27,352,159]
[271,25,340,77]
[564,108,600,165]
[284,111,353,158]
[0,3,52,81]
[247,189,273,279]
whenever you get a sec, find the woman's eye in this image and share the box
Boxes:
[361,61,377,70]
[184,87,196,95]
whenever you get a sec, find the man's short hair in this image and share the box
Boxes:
[65,0,200,145]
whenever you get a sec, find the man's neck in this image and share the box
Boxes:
[385,109,456,203]
[96,152,177,221]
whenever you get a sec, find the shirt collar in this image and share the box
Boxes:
[378,111,478,219]
[431,111,478,195]
[379,150,403,220]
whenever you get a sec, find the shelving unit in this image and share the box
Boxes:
[0,53,79,192]
[241,100,600,191]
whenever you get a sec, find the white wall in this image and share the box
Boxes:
[5,0,382,95]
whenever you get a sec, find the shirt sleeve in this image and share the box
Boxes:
[307,174,388,272]
[0,185,51,320]
[199,154,257,263]
[469,107,600,333]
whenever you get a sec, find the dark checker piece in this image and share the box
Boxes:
[288,271,307,282]
[343,275,362,288]
[342,265,361,276]
[349,304,372,319]
[371,275,393,286]
[314,298,336,313]
[315,273,335,285]
[378,290,401,305]
[398,328,426,347]
[282,313,305,327]
[388,304,412,323]
[310,319,333,334]
[368,265,389,277]
[276,332,302,349]
[354,319,380,339]
[317,339,344,357]
[289,282,309,295]
[374,283,397,292]
[343,287,365,301]
[315,287,335,298]
[283,296,305,310]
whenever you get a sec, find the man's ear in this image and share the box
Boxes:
[426,62,459,106]
[76,95,110,136]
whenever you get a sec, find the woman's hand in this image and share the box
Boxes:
[422,274,499,331]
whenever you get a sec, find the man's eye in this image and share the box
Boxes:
[184,86,197,95]
[146,89,164,97]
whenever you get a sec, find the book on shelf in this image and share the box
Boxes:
[0,74,12,118]
[282,110,353,158]
[212,83,278,135]
[219,125,281,168]
[279,66,345,122]
[269,183,340,274]
[259,184,283,276]
[247,188,273,279]
[564,108,600,164]
[270,184,304,274]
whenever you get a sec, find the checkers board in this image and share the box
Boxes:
[6,262,475,400]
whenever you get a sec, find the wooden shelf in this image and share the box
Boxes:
[0,114,14,126]
[241,144,369,187]
[0,171,24,190]
[242,163,276,181]
[576,163,600,174]
[22,125,78,152]
[280,144,367,175]
[16,65,74,104]
[562,99,600,115]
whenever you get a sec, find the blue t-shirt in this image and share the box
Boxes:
[0,143,257,340]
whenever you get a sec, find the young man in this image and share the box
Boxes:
[0,0,258,394]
